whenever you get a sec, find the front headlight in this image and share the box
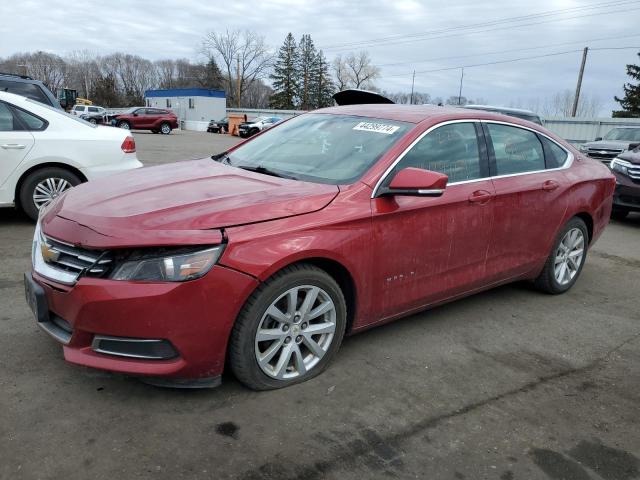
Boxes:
[610,158,630,175]
[579,144,588,152]
[111,245,224,282]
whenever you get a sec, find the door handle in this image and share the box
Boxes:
[542,180,560,192]
[1,144,26,149]
[468,190,493,204]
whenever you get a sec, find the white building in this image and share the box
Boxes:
[144,88,226,131]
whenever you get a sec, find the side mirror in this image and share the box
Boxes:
[377,167,448,197]
[594,137,602,141]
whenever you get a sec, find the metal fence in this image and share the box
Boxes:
[542,117,640,145]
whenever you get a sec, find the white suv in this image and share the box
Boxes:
[71,105,106,117]
[0,91,142,220]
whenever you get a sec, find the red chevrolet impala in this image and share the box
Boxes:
[25,105,615,390]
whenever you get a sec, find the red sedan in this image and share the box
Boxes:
[25,105,615,390]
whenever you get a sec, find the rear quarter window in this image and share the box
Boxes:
[540,136,569,168]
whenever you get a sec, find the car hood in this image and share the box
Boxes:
[44,159,339,244]
[583,140,632,150]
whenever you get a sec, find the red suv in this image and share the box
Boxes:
[111,107,178,134]
[26,105,615,390]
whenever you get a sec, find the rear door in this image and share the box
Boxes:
[482,121,571,281]
[371,121,495,319]
[0,101,35,196]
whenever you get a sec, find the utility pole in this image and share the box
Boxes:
[458,67,464,105]
[410,70,416,104]
[571,47,588,117]
[236,57,241,108]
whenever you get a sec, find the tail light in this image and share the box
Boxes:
[121,136,136,153]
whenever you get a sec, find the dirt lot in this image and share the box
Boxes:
[1,131,639,480]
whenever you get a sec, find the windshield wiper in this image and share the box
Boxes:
[236,165,298,180]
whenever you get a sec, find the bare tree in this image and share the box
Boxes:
[101,53,157,105]
[537,89,602,117]
[201,29,273,107]
[1,51,67,93]
[65,50,101,98]
[332,55,351,91]
[345,51,380,89]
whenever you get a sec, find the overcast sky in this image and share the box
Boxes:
[1,0,638,115]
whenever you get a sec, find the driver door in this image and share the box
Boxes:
[370,122,495,320]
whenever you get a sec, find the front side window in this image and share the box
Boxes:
[88,106,99,113]
[390,122,484,184]
[0,102,17,131]
[73,105,84,112]
[226,113,411,184]
[487,123,544,175]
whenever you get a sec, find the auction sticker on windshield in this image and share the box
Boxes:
[353,122,400,135]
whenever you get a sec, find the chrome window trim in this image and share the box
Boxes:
[371,118,574,198]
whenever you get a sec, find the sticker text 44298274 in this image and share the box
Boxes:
[352,122,400,135]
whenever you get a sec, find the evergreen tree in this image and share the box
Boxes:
[313,50,335,108]
[270,33,299,110]
[297,34,318,110]
[613,52,640,118]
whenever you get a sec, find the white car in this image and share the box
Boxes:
[71,105,106,117]
[0,91,143,220]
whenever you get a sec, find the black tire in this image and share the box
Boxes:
[117,120,130,130]
[88,118,97,125]
[534,217,589,294]
[160,122,172,134]
[611,208,629,220]
[229,263,347,390]
[19,167,82,221]
[249,128,259,137]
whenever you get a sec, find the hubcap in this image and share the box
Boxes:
[554,228,585,285]
[254,285,336,380]
[120,122,130,129]
[161,124,170,133]
[33,178,72,210]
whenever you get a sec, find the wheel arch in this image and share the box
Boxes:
[14,162,87,207]
[573,211,594,244]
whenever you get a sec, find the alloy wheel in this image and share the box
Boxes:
[554,227,585,285]
[32,177,72,210]
[254,285,336,380]
[119,122,130,130]
[161,124,170,134]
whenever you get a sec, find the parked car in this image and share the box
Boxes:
[463,105,543,125]
[0,91,142,220]
[238,116,282,138]
[579,126,640,163]
[609,144,640,219]
[0,72,61,109]
[207,117,228,133]
[80,112,108,125]
[26,105,615,390]
[111,107,178,134]
[71,104,106,118]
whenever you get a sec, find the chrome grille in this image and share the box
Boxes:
[587,148,623,160]
[42,235,112,277]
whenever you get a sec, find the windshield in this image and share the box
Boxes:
[225,113,412,184]
[603,128,640,141]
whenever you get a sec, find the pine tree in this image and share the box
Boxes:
[297,34,318,110]
[270,33,299,110]
[613,52,640,118]
[313,50,335,108]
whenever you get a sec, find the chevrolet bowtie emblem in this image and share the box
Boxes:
[40,242,59,263]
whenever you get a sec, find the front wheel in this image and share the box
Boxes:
[229,264,347,390]
[534,217,588,294]
[19,167,82,221]
[117,120,130,130]
[160,122,172,134]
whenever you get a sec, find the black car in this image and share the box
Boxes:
[80,112,108,125]
[207,117,228,133]
[0,72,61,109]
[610,144,640,219]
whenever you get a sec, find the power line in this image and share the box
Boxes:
[375,33,640,69]
[381,47,640,79]
[323,1,640,52]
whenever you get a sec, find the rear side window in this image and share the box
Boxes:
[393,122,484,183]
[539,136,569,169]
[13,107,46,131]
[73,105,84,111]
[0,80,51,105]
[487,123,544,175]
[0,102,17,131]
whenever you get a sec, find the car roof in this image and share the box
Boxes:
[315,103,533,125]
[464,104,538,115]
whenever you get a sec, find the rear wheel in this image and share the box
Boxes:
[117,120,130,130]
[19,167,82,221]
[160,122,172,134]
[88,118,97,125]
[229,264,347,390]
[611,208,629,220]
[534,217,588,294]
